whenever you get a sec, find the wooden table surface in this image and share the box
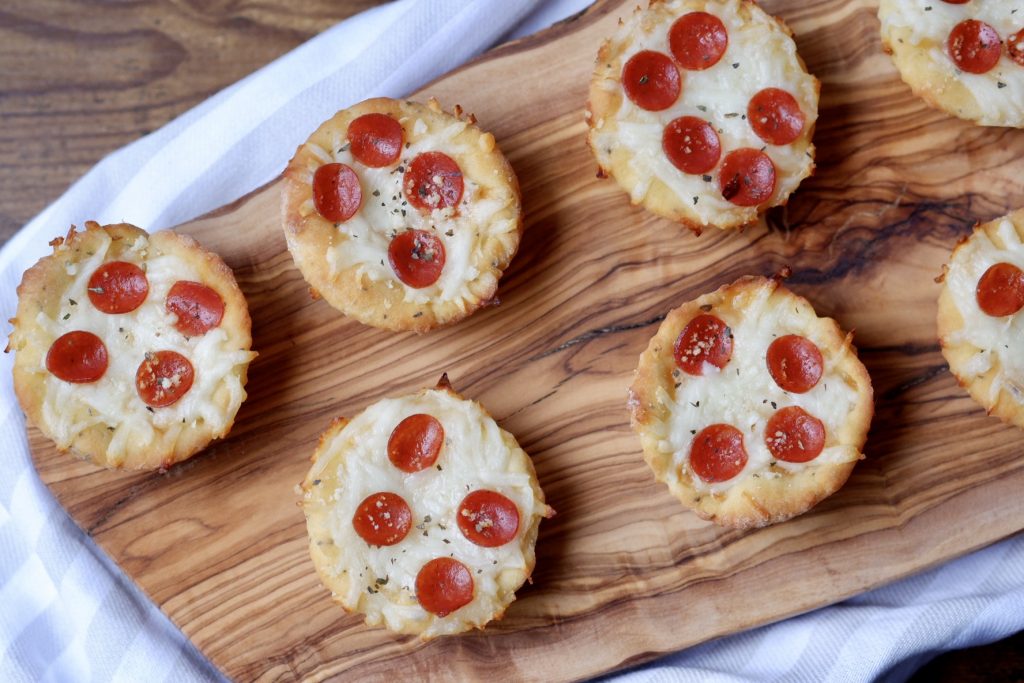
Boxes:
[0,1,1019,679]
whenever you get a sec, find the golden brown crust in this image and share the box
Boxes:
[629,276,873,528]
[878,1,1024,129]
[300,379,551,638]
[938,210,1024,430]
[586,0,819,232]
[8,222,255,470]
[282,97,522,333]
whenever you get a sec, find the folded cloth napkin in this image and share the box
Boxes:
[0,1,1020,681]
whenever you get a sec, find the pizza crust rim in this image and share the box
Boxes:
[9,222,255,470]
[282,97,524,334]
[628,275,874,529]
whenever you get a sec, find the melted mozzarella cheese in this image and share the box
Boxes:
[945,218,1024,402]
[591,0,817,221]
[35,232,252,464]
[650,285,861,495]
[879,0,1024,124]
[305,389,546,637]
[299,118,516,307]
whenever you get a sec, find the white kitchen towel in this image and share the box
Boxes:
[0,1,1020,681]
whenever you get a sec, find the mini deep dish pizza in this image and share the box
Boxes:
[629,276,873,528]
[282,97,522,333]
[938,210,1024,428]
[8,221,256,470]
[300,376,552,638]
[879,0,1024,128]
[587,0,819,232]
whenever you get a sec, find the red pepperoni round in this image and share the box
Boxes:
[313,162,362,222]
[416,558,474,617]
[748,88,805,146]
[662,116,721,174]
[948,20,1002,75]
[766,335,824,394]
[765,406,826,463]
[87,261,148,314]
[166,281,224,337]
[387,414,444,473]
[1009,30,1024,67]
[673,314,733,376]
[351,492,412,546]
[668,11,728,71]
[621,50,681,111]
[690,424,747,483]
[46,331,108,383]
[457,490,520,548]
[976,262,1024,317]
[404,151,464,212]
[387,229,445,288]
[347,113,403,167]
[135,350,194,408]
[719,149,776,207]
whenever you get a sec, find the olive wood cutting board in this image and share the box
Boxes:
[28,0,1024,680]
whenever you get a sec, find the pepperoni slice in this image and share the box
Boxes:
[690,424,747,483]
[948,20,1002,75]
[313,163,362,222]
[765,406,826,463]
[976,262,1024,317]
[457,490,520,548]
[87,261,148,314]
[766,335,824,394]
[351,492,412,546]
[347,113,403,167]
[719,149,776,207]
[668,12,728,71]
[662,116,721,175]
[415,558,474,617]
[387,414,444,472]
[135,350,195,408]
[621,50,681,111]
[46,331,108,383]
[166,281,225,337]
[673,314,733,376]
[748,88,805,146]
[387,229,445,288]
[404,151,464,212]
[1009,30,1024,67]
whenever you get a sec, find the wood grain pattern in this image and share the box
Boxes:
[0,0,384,243]
[27,0,1024,680]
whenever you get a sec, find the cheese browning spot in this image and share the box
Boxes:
[135,350,195,408]
[352,492,413,546]
[457,490,520,547]
[415,557,474,617]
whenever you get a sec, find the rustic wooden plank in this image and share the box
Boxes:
[27,0,1024,680]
